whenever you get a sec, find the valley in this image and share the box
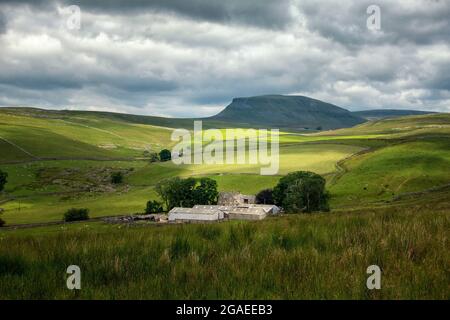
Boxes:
[0,101,449,299]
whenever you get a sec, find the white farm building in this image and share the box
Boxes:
[168,207,224,222]
[168,203,280,223]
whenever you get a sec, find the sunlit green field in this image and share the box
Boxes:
[329,139,450,207]
[0,111,175,161]
[1,110,449,225]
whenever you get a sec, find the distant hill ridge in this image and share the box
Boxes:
[352,109,435,120]
[0,95,436,130]
[209,94,366,130]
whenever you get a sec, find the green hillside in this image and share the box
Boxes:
[353,109,435,120]
[0,108,449,225]
[0,108,176,162]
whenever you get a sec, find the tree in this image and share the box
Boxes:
[316,126,322,131]
[255,188,274,204]
[283,180,306,213]
[193,178,219,205]
[273,171,329,213]
[159,149,172,162]
[145,200,163,214]
[64,208,89,222]
[111,171,123,184]
[155,177,218,210]
[155,177,194,210]
[0,169,8,192]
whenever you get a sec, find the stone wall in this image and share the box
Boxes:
[217,192,256,206]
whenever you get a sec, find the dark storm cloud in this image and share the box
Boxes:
[0,0,449,115]
[0,0,295,29]
[66,0,294,29]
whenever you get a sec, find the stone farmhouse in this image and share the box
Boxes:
[168,192,280,223]
[217,192,256,206]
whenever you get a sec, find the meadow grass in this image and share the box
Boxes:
[0,199,448,299]
[176,143,362,175]
[318,113,450,136]
[1,186,157,224]
[329,138,450,208]
[0,111,175,161]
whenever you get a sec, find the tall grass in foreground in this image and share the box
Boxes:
[0,204,449,299]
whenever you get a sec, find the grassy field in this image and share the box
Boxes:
[329,138,450,207]
[1,111,449,224]
[0,110,175,161]
[0,192,448,299]
[0,109,449,299]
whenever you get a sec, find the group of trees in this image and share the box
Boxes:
[144,149,172,163]
[155,177,218,211]
[256,171,329,213]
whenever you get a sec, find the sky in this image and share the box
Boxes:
[0,0,449,117]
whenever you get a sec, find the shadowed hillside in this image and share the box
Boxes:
[210,95,366,130]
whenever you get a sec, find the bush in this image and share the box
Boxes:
[159,149,172,162]
[255,188,274,204]
[0,218,5,227]
[149,153,159,163]
[111,171,124,184]
[64,208,90,222]
[273,171,329,213]
[0,169,8,192]
[145,200,163,214]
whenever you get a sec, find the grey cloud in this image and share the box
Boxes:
[0,9,6,33]
[68,0,294,29]
[0,0,295,29]
[0,0,449,116]
[298,0,450,47]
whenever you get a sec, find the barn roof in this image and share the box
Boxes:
[169,207,222,215]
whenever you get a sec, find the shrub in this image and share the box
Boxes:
[159,149,172,162]
[111,171,124,184]
[149,153,159,163]
[0,169,8,192]
[145,200,163,214]
[64,208,90,222]
[255,188,274,204]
